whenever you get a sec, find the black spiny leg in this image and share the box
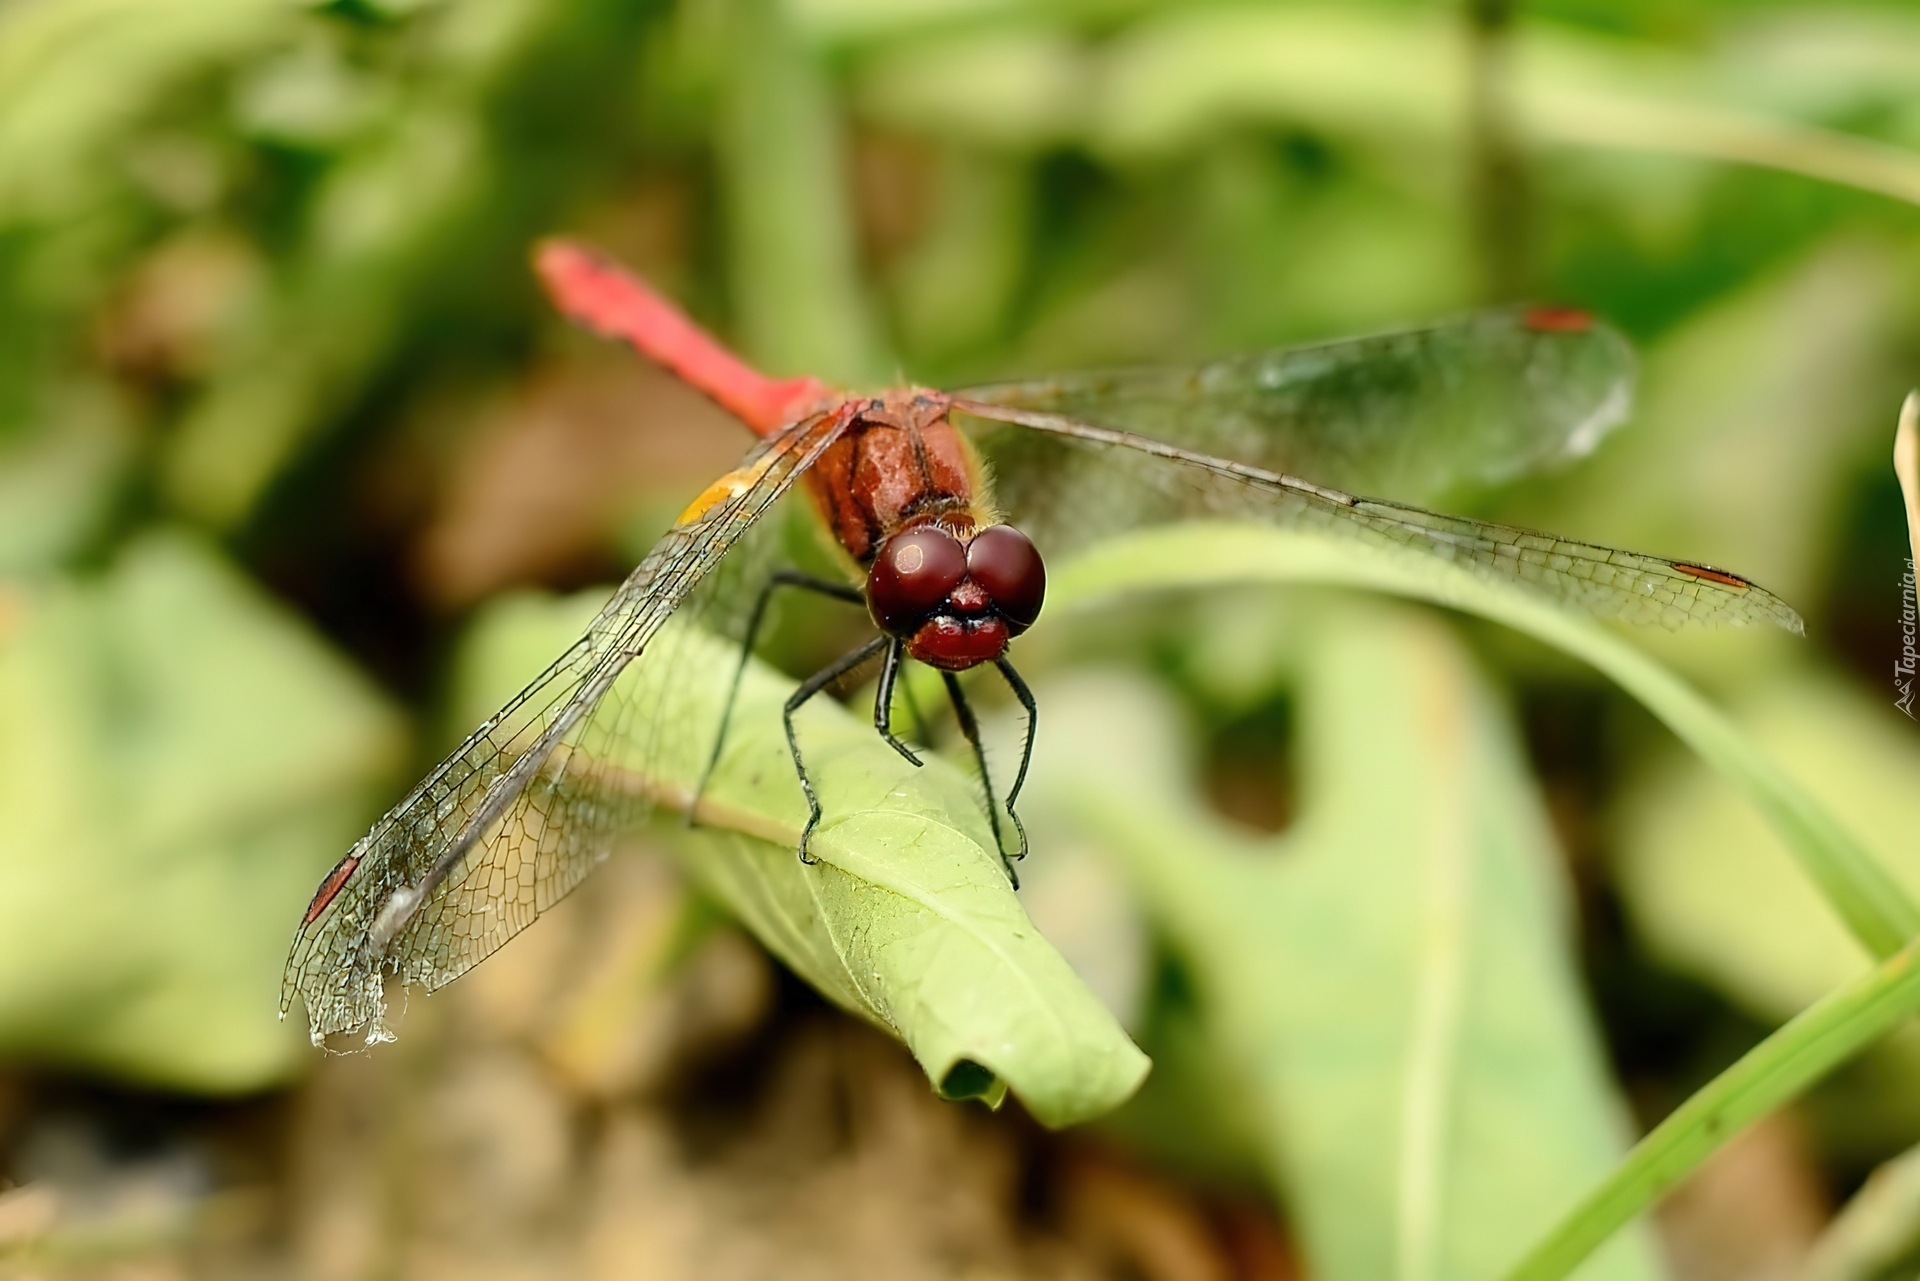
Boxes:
[942,671,1024,889]
[788,635,891,863]
[994,658,1037,818]
[690,570,865,824]
[872,639,924,767]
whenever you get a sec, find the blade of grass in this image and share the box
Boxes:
[1521,87,1920,209]
[1049,522,1920,957]
[1501,932,1920,1281]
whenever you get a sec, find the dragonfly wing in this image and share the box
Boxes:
[282,407,854,1044]
[956,310,1634,503]
[956,402,1803,633]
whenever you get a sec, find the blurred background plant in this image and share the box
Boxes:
[0,0,1918,1277]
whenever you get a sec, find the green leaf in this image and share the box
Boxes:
[451,590,1150,1129]
[1024,602,1658,1280]
[0,531,405,1090]
[1049,521,1920,959]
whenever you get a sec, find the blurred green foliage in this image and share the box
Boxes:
[1023,604,1660,1278]
[0,532,402,1087]
[2,0,1919,1276]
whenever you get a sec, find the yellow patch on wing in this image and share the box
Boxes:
[676,451,780,526]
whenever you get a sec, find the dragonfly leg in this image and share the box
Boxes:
[994,657,1037,844]
[690,569,864,825]
[872,638,924,766]
[942,671,1024,889]
[787,635,890,863]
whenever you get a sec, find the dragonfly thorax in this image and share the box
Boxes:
[867,521,1045,671]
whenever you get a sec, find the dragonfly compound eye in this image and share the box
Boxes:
[868,526,968,634]
[966,525,1045,633]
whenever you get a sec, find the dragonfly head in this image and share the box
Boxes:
[867,523,1045,671]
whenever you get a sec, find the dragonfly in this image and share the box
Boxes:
[282,239,1802,1045]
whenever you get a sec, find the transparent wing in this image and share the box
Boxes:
[956,402,1803,633]
[956,309,1634,503]
[282,407,854,1044]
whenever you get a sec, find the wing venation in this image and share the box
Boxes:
[281,407,852,1044]
[956,401,1802,634]
[957,309,1635,503]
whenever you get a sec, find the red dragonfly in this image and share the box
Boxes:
[283,240,1800,1044]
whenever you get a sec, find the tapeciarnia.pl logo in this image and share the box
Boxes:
[1899,559,1917,720]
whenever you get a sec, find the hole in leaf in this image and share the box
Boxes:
[939,1059,997,1101]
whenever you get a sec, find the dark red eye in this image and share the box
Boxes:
[868,527,967,635]
[967,524,1045,632]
